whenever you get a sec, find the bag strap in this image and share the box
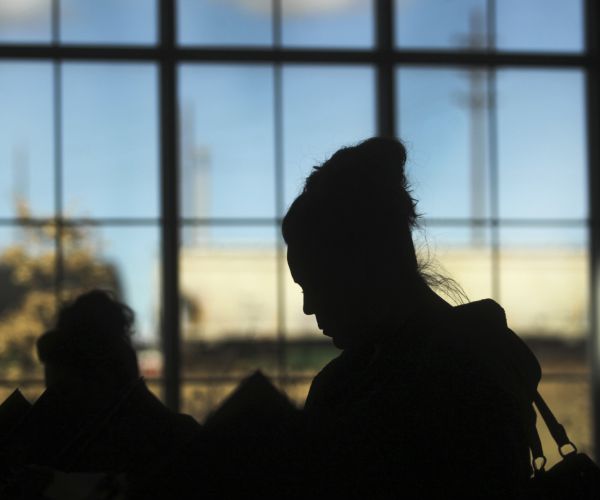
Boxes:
[529,390,578,472]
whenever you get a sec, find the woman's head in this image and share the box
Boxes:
[282,137,423,349]
[37,289,139,393]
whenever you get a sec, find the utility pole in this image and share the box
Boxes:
[458,8,488,246]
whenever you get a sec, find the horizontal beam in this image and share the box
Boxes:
[0,45,591,68]
[0,217,590,227]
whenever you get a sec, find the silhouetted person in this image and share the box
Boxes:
[37,289,140,405]
[1,290,201,497]
[282,137,541,498]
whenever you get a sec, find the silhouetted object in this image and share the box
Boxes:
[0,389,30,443]
[525,391,600,499]
[0,290,202,498]
[204,370,299,433]
[132,370,305,499]
[37,289,139,393]
[282,137,546,498]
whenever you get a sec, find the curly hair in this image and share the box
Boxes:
[37,289,139,384]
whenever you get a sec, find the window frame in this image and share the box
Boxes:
[0,0,598,455]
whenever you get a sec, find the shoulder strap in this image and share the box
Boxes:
[534,391,574,452]
[529,390,578,472]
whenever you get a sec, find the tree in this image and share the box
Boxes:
[0,201,120,380]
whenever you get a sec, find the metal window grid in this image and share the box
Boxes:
[0,0,598,456]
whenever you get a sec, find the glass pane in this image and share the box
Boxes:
[61,225,162,378]
[177,0,272,46]
[179,64,275,218]
[62,63,159,218]
[0,62,54,218]
[395,0,487,50]
[284,377,315,408]
[60,0,157,45]
[0,225,56,381]
[282,0,373,48]
[497,70,586,220]
[414,225,493,303]
[0,0,51,43]
[496,0,583,53]
[283,65,375,210]
[500,227,588,339]
[397,67,490,220]
[182,379,241,423]
[180,226,279,379]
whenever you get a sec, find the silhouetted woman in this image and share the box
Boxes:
[29,290,200,486]
[37,289,140,400]
[282,137,541,499]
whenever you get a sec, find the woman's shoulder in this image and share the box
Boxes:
[377,298,541,412]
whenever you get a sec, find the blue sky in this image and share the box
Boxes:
[0,0,587,341]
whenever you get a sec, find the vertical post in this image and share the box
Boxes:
[52,0,63,307]
[273,0,287,387]
[585,0,600,460]
[160,0,181,411]
[486,0,501,303]
[375,0,395,138]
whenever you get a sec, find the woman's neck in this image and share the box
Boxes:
[378,278,454,336]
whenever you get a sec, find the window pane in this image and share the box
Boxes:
[497,70,586,219]
[0,62,54,218]
[61,225,162,375]
[282,0,373,48]
[397,67,490,220]
[0,0,51,43]
[60,0,157,45]
[414,225,493,302]
[496,0,583,53]
[284,377,316,408]
[180,226,279,379]
[0,225,56,381]
[182,380,241,423]
[62,63,159,218]
[500,227,588,339]
[395,0,487,50]
[177,0,272,46]
[179,64,275,219]
[283,65,375,210]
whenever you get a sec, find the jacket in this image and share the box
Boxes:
[302,299,541,499]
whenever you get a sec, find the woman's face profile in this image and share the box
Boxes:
[287,243,367,350]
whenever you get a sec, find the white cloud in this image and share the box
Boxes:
[233,0,365,17]
[0,0,48,22]
[233,0,415,18]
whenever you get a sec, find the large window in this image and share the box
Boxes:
[0,0,596,466]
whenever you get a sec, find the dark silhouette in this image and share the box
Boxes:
[281,137,541,498]
[0,389,30,444]
[129,370,305,499]
[0,290,202,497]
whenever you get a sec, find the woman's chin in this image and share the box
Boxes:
[330,334,347,350]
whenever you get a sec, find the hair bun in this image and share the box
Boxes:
[303,136,417,228]
[356,136,407,175]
